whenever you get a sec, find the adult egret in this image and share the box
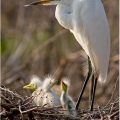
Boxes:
[61,79,76,116]
[23,75,44,106]
[42,75,61,107]
[25,0,110,111]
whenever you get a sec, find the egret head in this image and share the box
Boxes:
[42,75,57,91]
[61,81,67,93]
[23,75,42,91]
[24,0,61,7]
[61,78,70,93]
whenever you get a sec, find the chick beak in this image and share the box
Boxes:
[23,84,36,91]
[24,0,51,7]
[61,81,67,92]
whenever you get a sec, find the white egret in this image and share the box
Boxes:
[61,79,77,116]
[42,75,61,107]
[25,0,110,111]
[23,75,44,106]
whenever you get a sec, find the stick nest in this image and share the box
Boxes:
[0,87,119,120]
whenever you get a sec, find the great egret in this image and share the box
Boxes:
[61,79,77,116]
[42,76,61,107]
[25,0,110,111]
[23,75,44,106]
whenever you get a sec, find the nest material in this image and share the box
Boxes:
[0,87,119,120]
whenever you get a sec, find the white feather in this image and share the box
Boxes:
[30,75,61,107]
[42,75,61,107]
[30,75,44,106]
[30,75,42,88]
[55,0,110,83]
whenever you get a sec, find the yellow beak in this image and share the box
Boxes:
[23,84,37,91]
[61,81,67,92]
[24,0,51,6]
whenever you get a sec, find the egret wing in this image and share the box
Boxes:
[72,0,110,82]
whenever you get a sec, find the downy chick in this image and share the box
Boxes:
[61,78,77,116]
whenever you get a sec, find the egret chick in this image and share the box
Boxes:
[23,75,44,106]
[42,75,61,107]
[61,79,77,116]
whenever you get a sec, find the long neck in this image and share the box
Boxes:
[61,91,67,100]
[55,1,73,30]
[61,92,66,100]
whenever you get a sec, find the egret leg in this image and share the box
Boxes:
[90,77,98,111]
[75,56,92,110]
[89,74,94,106]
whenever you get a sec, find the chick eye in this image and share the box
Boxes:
[31,84,35,88]
[34,84,37,88]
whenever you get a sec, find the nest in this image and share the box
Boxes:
[0,87,119,120]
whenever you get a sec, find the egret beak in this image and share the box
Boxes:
[61,81,67,93]
[23,84,37,91]
[24,0,52,7]
[24,0,60,7]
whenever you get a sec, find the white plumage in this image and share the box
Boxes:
[42,76,61,107]
[23,75,61,107]
[25,0,110,84]
[55,0,110,83]
[32,88,44,106]
[30,75,43,89]
[23,75,44,106]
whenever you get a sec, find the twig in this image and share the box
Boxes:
[22,89,43,106]
[33,112,81,120]
[104,78,119,108]
[0,87,23,100]
[109,110,119,118]
[21,95,36,107]
[0,108,6,115]
[98,106,104,120]
[107,110,119,119]
[18,105,24,120]
[21,106,38,114]
[109,102,115,115]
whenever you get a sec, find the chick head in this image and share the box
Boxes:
[61,78,70,93]
[23,75,42,91]
[42,75,57,91]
